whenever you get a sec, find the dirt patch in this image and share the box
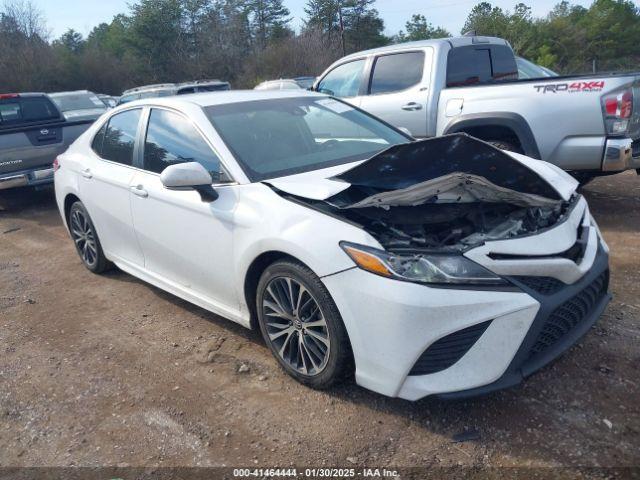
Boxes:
[0,175,638,469]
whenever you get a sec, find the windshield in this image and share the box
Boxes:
[205,97,409,181]
[50,92,106,112]
[517,57,558,79]
[295,78,316,89]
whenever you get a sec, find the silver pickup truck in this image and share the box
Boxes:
[315,35,640,183]
[0,93,96,191]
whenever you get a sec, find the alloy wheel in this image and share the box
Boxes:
[70,208,98,268]
[262,276,330,376]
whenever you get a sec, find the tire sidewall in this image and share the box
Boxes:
[68,201,108,273]
[256,261,350,388]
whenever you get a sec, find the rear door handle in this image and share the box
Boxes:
[81,168,92,179]
[130,185,148,198]
[401,102,423,111]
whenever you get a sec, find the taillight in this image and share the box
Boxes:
[0,93,19,100]
[53,157,60,172]
[602,88,633,135]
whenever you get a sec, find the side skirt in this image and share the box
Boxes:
[108,254,251,329]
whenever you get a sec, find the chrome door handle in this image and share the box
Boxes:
[81,168,92,179]
[130,185,148,198]
[401,102,423,111]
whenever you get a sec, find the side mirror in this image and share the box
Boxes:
[398,127,413,138]
[160,162,219,202]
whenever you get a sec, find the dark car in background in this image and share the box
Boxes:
[0,93,97,190]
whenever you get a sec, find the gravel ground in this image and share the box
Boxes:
[0,172,638,472]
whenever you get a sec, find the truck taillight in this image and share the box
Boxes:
[53,157,60,172]
[602,88,633,135]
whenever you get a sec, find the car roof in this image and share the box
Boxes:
[338,35,509,62]
[49,90,94,97]
[120,89,327,109]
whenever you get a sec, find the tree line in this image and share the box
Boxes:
[0,0,638,96]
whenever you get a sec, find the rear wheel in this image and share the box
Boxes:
[68,201,110,273]
[487,139,523,154]
[256,260,353,389]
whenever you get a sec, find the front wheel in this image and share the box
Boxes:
[68,201,111,273]
[256,260,353,389]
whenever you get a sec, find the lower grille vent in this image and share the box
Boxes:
[409,321,492,376]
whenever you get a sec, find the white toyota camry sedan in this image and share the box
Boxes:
[54,90,610,400]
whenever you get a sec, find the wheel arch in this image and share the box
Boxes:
[243,250,312,330]
[63,193,81,229]
[443,112,541,159]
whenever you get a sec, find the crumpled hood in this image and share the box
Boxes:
[267,134,577,208]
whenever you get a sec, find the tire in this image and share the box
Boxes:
[487,140,523,154]
[256,260,354,389]
[68,201,111,274]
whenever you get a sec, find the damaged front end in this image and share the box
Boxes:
[269,134,579,285]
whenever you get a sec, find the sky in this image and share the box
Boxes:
[33,0,603,40]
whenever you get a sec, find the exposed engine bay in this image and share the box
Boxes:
[335,200,571,252]
[268,134,578,253]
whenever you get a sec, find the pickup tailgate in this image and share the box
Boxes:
[0,123,66,175]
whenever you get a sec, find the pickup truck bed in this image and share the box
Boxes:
[0,93,96,190]
[315,36,640,179]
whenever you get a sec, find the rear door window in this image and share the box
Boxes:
[369,52,425,95]
[317,59,366,98]
[447,45,518,87]
[97,109,142,166]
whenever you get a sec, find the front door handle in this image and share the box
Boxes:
[401,102,423,111]
[130,185,148,198]
[81,168,92,179]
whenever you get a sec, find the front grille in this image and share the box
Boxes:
[513,276,566,295]
[490,223,588,265]
[526,270,609,361]
[409,320,492,376]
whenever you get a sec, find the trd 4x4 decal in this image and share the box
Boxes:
[534,81,605,93]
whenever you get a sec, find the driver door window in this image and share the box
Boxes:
[143,108,228,182]
[317,59,366,98]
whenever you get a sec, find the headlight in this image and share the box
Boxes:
[340,242,507,286]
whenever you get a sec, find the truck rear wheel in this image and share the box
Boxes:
[487,140,523,154]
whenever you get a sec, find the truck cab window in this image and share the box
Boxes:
[317,59,366,98]
[370,52,425,95]
[447,45,518,87]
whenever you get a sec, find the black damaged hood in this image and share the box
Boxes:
[326,134,563,207]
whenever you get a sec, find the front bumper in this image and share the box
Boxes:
[0,166,54,191]
[601,137,640,172]
[439,245,610,399]
[322,201,610,400]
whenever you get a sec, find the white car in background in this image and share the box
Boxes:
[49,90,107,122]
[53,90,610,400]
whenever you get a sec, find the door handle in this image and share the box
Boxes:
[130,185,148,198]
[401,102,423,111]
[81,168,92,179]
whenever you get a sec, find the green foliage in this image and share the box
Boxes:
[1,0,639,94]
[304,0,389,54]
[395,14,451,42]
[461,0,640,74]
